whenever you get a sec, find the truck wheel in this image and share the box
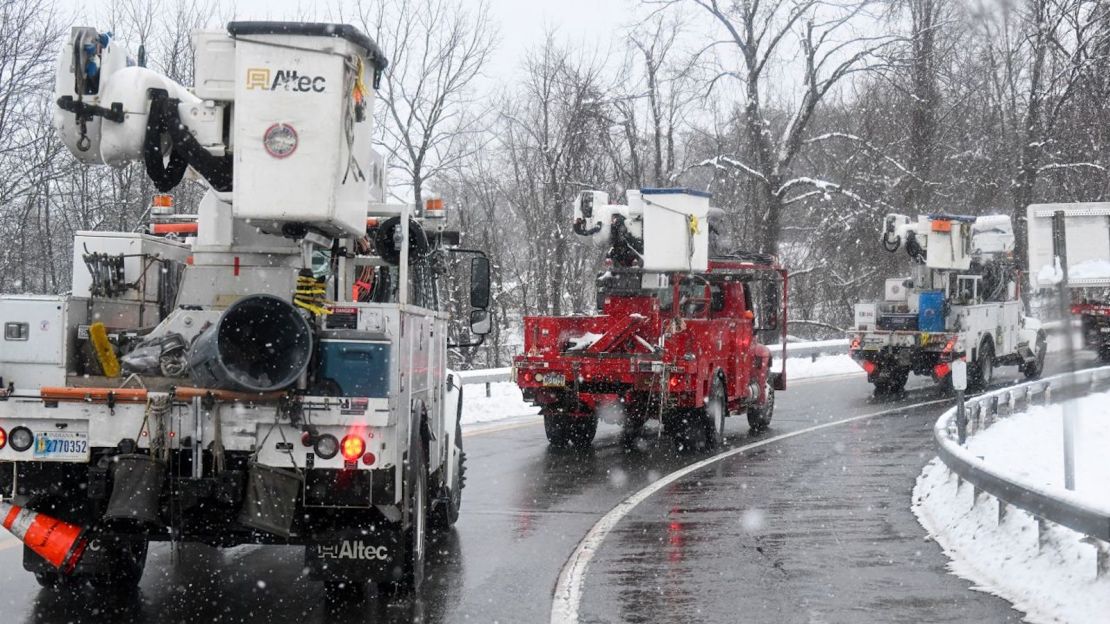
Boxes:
[1022,331,1047,379]
[971,340,995,391]
[619,413,646,449]
[89,536,148,594]
[543,410,597,448]
[431,419,465,530]
[873,369,908,396]
[747,376,775,433]
[672,410,709,454]
[377,436,427,596]
[704,377,728,450]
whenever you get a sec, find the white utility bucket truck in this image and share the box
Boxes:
[848,214,1046,394]
[0,22,490,599]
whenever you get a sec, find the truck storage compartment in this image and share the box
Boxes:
[0,296,85,388]
[315,332,390,397]
[877,313,917,331]
[917,290,946,331]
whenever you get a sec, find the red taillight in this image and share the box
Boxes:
[0,427,6,450]
[340,435,365,461]
[934,362,951,379]
[861,360,877,375]
[669,376,680,388]
[361,452,376,466]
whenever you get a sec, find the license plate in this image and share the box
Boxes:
[862,337,885,351]
[32,431,89,462]
[541,373,566,387]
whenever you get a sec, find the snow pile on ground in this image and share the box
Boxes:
[775,353,860,378]
[963,394,1110,506]
[460,380,538,425]
[913,391,1110,624]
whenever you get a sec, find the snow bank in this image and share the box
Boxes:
[775,353,861,378]
[914,391,1110,623]
[964,393,1110,507]
[460,380,538,425]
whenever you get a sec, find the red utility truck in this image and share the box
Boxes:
[513,189,788,451]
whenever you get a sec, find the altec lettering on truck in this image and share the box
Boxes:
[246,68,327,92]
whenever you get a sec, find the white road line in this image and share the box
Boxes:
[548,396,952,624]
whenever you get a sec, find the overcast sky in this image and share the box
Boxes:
[61,0,641,82]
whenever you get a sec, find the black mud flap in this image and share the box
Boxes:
[304,527,403,582]
[23,534,142,577]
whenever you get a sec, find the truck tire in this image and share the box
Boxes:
[704,377,728,450]
[872,368,909,396]
[25,498,148,594]
[671,410,709,454]
[543,410,597,448]
[971,340,995,391]
[619,412,646,449]
[1022,331,1047,379]
[747,375,775,433]
[431,419,465,530]
[377,434,427,597]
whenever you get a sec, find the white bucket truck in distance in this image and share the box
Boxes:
[0,23,491,599]
[848,214,1045,394]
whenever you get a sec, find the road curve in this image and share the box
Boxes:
[0,355,1088,623]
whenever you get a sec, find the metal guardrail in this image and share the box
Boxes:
[783,339,848,361]
[453,340,852,391]
[933,366,1110,577]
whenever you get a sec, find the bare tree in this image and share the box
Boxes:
[353,0,497,209]
[659,0,898,255]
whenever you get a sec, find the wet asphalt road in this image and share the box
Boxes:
[0,353,1092,623]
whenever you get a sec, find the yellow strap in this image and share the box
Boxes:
[89,322,120,377]
[294,298,332,316]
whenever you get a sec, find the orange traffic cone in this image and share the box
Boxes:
[0,500,89,574]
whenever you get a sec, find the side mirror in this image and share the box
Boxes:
[761,285,780,331]
[470,256,491,310]
[469,309,491,335]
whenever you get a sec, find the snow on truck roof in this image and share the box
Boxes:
[227,22,389,71]
[640,188,713,198]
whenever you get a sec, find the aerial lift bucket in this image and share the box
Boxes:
[0,500,89,574]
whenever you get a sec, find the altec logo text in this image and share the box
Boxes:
[318,541,389,561]
[245,68,326,93]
